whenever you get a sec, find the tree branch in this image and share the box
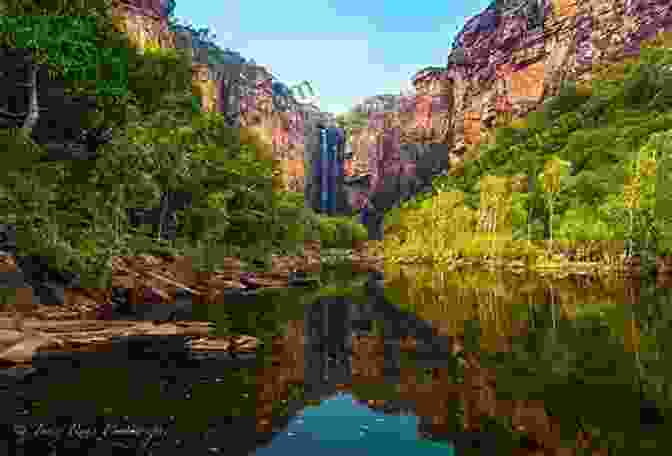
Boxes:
[0,108,26,119]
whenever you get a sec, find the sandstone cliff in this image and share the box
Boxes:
[345,72,454,210]
[349,0,672,190]
[109,2,320,193]
[110,0,224,115]
[445,0,672,161]
[111,0,175,52]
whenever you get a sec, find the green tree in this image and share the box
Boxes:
[539,156,572,243]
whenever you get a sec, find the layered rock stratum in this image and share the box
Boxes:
[446,0,672,158]
[344,0,672,211]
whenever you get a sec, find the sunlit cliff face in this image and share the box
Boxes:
[382,111,400,131]
[413,76,444,97]
[413,79,431,97]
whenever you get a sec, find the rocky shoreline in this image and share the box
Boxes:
[383,249,669,281]
[0,240,383,368]
[0,240,385,454]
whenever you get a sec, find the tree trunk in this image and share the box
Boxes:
[21,62,40,136]
[548,196,554,243]
[527,169,535,240]
[157,191,171,240]
[628,208,634,257]
[542,206,551,241]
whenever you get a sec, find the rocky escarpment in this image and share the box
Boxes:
[110,1,322,193]
[344,72,455,212]
[110,0,225,115]
[350,0,672,184]
[445,0,672,160]
[111,0,175,51]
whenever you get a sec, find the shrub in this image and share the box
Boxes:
[381,45,672,266]
[315,215,367,249]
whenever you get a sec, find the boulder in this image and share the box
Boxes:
[13,255,80,306]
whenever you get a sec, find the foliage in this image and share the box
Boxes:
[383,43,672,267]
[556,206,616,241]
[166,15,310,114]
[335,110,369,142]
[312,214,368,249]
[0,2,324,285]
[167,17,231,66]
[0,1,129,101]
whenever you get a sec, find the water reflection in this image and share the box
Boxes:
[261,266,670,454]
[365,265,670,454]
[5,265,672,454]
[255,391,455,456]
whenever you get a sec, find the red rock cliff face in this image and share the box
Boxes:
[445,0,672,161]
[240,71,308,193]
[351,0,672,187]
[109,3,307,193]
[111,0,175,51]
[111,2,224,118]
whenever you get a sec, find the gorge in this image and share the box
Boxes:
[343,0,672,224]
[2,1,672,454]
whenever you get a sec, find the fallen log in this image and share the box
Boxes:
[114,264,203,296]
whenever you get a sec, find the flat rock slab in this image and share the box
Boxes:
[0,319,259,366]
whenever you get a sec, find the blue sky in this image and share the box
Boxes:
[172,0,494,114]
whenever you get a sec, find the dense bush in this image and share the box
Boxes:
[313,215,368,249]
[0,1,324,285]
[383,37,672,265]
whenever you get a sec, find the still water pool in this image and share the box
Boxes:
[2,265,670,455]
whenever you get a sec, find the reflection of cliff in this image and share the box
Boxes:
[347,332,615,455]
[400,353,610,455]
[255,319,305,434]
[251,275,621,454]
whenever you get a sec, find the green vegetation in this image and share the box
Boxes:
[384,263,672,454]
[383,36,672,270]
[335,110,368,139]
[0,1,368,288]
[314,214,367,249]
[0,6,130,102]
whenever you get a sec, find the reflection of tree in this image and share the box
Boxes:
[632,285,672,405]
[386,265,672,452]
[504,296,670,453]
